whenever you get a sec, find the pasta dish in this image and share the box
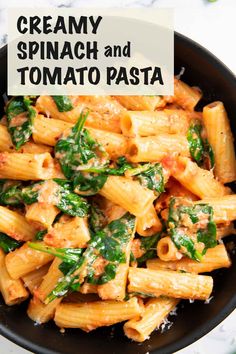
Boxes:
[0,79,235,342]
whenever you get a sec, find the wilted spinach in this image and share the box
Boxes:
[168,197,217,261]
[6,96,36,149]
[187,122,214,169]
[52,96,74,112]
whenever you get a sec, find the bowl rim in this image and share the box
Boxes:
[0,31,236,354]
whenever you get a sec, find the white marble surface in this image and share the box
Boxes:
[0,0,236,353]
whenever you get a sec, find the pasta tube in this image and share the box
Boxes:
[22,263,51,294]
[115,96,163,111]
[25,203,60,230]
[136,204,162,236]
[128,268,213,300]
[173,78,202,111]
[98,264,129,301]
[36,95,125,133]
[127,135,190,163]
[99,176,156,217]
[0,249,29,305]
[124,297,179,342]
[157,236,183,261]
[89,127,128,159]
[172,157,229,199]
[33,115,72,146]
[194,195,236,223]
[0,124,52,153]
[0,152,56,180]
[0,206,36,241]
[54,297,143,331]
[147,244,231,273]
[5,243,54,279]
[121,109,189,137]
[36,257,63,303]
[28,296,61,324]
[33,116,127,159]
[203,101,236,183]
[43,216,90,248]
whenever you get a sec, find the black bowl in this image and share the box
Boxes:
[0,32,236,354]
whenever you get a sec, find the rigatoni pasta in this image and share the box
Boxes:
[28,296,62,324]
[99,176,156,217]
[203,101,236,183]
[115,95,163,111]
[136,204,162,236]
[147,244,231,274]
[0,249,29,305]
[173,78,202,111]
[128,268,213,300]
[121,109,189,137]
[33,115,128,159]
[0,152,57,180]
[43,215,90,248]
[172,157,229,199]
[54,297,143,331]
[22,263,51,294]
[124,297,179,342]
[157,236,183,261]
[0,206,36,241]
[36,95,125,133]
[25,202,60,230]
[5,244,54,279]
[0,84,235,342]
[194,195,236,223]
[0,124,52,154]
[127,134,190,163]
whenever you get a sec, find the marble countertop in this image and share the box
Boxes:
[0,0,236,353]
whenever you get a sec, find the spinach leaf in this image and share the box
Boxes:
[38,213,135,302]
[73,172,107,196]
[140,232,161,251]
[79,160,164,195]
[112,156,133,175]
[0,182,23,206]
[73,157,132,195]
[171,229,202,261]
[197,205,217,254]
[58,261,74,275]
[6,96,36,149]
[48,260,83,301]
[80,156,132,176]
[86,213,136,285]
[55,111,109,179]
[90,230,126,264]
[35,230,47,241]
[22,180,89,217]
[89,201,107,233]
[52,96,74,112]
[29,242,85,299]
[87,262,118,285]
[128,163,164,194]
[187,122,215,169]
[204,140,215,170]
[28,243,84,265]
[53,179,89,217]
[168,197,217,261]
[0,233,22,253]
[137,233,161,264]
[21,182,43,204]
